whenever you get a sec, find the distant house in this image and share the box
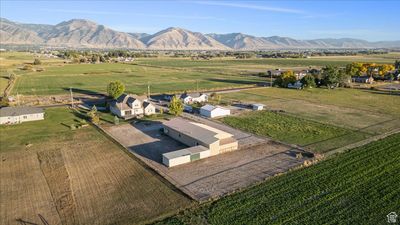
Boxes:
[294,70,307,80]
[288,81,303,89]
[0,106,44,125]
[179,93,208,104]
[267,69,283,77]
[252,103,265,111]
[110,94,155,119]
[163,92,208,104]
[200,104,230,118]
[352,76,374,84]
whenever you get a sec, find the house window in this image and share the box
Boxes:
[178,133,181,138]
[23,116,28,119]
[125,110,132,115]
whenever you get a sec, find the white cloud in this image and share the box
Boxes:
[193,1,305,14]
[39,8,224,20]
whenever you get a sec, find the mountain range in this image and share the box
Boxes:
[1,18,399,50]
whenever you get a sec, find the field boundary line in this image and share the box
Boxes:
[325,128,400,157]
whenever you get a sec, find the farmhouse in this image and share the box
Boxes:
[162,118,238,167]
[352,76,374,84]
[0,106,44,125]
[179,93,208,104]
[162,93,208,104]
[294,70,307,80]
[267,69,283,76]
[110,94,155,119]
[200,104,230,118]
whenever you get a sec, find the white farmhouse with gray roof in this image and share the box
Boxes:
[0,106,44,125]
[110,94,155,119]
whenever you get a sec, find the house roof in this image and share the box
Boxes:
[143,101,154,109]
[201,104,229,112]
[0,106,43,117]
[180,92,206,99]
[252,103,265,107]
[111,93,143,110]
[164,118,221,145]
[200,104,216,111]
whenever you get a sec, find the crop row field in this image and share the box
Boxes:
[154,133,400,225]
[0,108,191,225]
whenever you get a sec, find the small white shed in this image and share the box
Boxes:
[200,104,230,118]
[252,103,265,111]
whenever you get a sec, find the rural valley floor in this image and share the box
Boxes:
[1,52,399,225]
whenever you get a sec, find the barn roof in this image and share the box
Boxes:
[0,106,43,117]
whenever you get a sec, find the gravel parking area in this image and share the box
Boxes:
[103,119,309,201]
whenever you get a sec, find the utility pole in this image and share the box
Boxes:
[17,92,20,106]
[70,87,74,108]
[196,80,199,92]
[270,72,273,88]
[147,81,150,99]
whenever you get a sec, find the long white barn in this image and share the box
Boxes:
[0,106,44,125]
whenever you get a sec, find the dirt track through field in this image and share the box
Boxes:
[37,149,76,225]
[0,151,62,225]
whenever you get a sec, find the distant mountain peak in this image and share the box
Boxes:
[1,18,399,50]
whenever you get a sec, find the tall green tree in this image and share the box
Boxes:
[301,74,316,88]
[395,60,400,69]
[168,96,183,116]
[273,70,297,88]
[107,81,125,99]
[322,66,341,89]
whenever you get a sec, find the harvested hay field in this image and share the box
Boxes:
[0,108,190,225]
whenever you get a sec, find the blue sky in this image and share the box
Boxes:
[1,0,399,41]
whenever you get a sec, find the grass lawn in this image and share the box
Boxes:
[153,133,400,225]
[11,62,265,96]
[224,87,400,118]
[222,111,370,153]
[0,108,191,225]
[136,55,397,70]
[222,87,400,135]
[3,52,397,96]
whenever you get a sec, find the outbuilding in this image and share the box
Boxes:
[252,103,265,111]
[200,104,230,118]
[0,106,44,125]
[162,118,238,167]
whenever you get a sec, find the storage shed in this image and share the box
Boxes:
[200,104,230,118]
[252,103,265,111]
